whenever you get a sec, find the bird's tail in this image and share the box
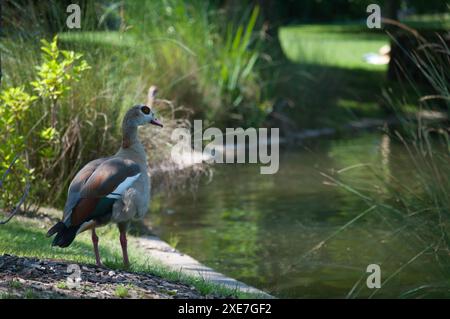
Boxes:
[46,222,79,248]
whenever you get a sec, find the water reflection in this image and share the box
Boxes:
[149,132,445,298]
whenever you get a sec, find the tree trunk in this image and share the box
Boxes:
[385,0,401,20]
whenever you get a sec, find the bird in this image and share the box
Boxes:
[47,86,163,268]
[363,44,391,65]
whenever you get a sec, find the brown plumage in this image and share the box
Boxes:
[47,86,163,267]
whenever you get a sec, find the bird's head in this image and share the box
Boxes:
[124,105,163,127]
[123,86,163,128]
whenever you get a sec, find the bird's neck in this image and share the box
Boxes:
[122,123,139,149]
[118,123,147,166]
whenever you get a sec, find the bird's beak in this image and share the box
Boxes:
[150,118,163,127]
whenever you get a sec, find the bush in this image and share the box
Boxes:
[0,36,90,211]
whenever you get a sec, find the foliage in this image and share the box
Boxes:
[0,36,89,210]
[32,36,90,103]
[123,0,268,127]
[279,24,388,70]
[2,0,99,34]
[0,87,35,209]
[212,6,267,126]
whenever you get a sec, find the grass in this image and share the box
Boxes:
[1,2,268,298]
[56,281,68,290]
[327,30,450,298]
[8,279,23,289]
[401,13,450,30]
[1,0,265,209]
[279,24,388,70]
[114,285,130,298]
[274,20,442,130]
[0,216,264,299]
[168,233,180,249]
[0,292,16,299]
[274,22,391,129]
[24,288,37,299]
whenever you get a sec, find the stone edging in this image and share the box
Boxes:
[134,235,273,298]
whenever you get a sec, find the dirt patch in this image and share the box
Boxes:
[0,254,228,299]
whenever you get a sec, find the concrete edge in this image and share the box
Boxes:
[133,235,273,298]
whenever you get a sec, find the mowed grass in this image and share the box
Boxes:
[275,17,447,130]
[279,24,389,70]
[59,31,139,49]
[276,23,390,129]
[401,13,450,30]
[0,217,264,299]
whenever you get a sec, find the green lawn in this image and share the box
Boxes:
[59,31,139,48]
[279,24,389,70]
[401,13,450,30]
[276,23,390,129]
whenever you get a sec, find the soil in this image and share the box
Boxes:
[0,254,229,299]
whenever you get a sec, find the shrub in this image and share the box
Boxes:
[0,36,90,211]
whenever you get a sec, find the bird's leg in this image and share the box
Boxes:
[91,228,103,267]
[118,222,130,269]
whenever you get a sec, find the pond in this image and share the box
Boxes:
[149,132,445,298]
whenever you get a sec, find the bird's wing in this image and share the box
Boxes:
[63,157,141,227]
[62,158,107,220]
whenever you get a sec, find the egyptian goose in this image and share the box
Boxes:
[47,87,163,268]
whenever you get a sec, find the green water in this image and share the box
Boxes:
[149,133,447,298]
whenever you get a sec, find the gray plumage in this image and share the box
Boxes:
[47,87,163,267]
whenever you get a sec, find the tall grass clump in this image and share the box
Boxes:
[123,0,270,127]
[327,26,450,297]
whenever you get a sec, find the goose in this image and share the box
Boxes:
[47,86,163,268]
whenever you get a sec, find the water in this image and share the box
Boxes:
[149,132,445,298]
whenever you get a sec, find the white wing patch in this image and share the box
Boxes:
[106,173,141,199]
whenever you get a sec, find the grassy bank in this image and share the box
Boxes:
[0,210,263,298]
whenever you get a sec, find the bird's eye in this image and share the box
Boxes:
[141,106,151,114]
